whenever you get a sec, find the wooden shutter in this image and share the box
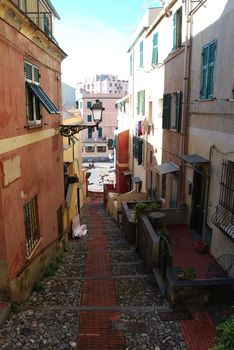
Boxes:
[175,91,182,132]
[176,7,182,48]
[137,92,140,114]
[200,45,209,98]
[162,94,171,129]
[130,53,133,76]
[140,41,143,67]
[172,12,177,50]
[141,90,145,116]
[98,127,102,139]
[24,62,32,81]
[173,8,182,50]
[207,41,216,99]
[152,33,158,65]
[138,139,143,165]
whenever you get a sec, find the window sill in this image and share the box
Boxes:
[194,98,216,102]
[26,123,43,129]
[26,237,43,260]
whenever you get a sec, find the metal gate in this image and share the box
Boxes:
[158,236,172,279]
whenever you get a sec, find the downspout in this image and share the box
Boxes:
[180,0,191,206]
[202,145,215,240]
[131,45,135,186]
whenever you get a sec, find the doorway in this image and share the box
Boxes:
[190,171,206,237]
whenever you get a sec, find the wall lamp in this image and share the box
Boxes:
[59,99,105,137]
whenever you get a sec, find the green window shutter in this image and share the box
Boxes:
[141,90,145,115]
[162,94,171,129]
[173,8,182,50]
[152,32,158,65]
[87,101,92,108]
[172,12,177,50]
[200,40,216,99]
[130,53,133,76]
[98,127,102,139]
[207,41,216,99]
[200,45,209,99]
[140,41,143,67]
[175,91,182,132]
[176,7,182,48]
[88,127,92,139]
[87,114,92,122]
[138,139,143,165]
[137,92,140,114]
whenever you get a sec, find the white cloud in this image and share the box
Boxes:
[55,18,130,87]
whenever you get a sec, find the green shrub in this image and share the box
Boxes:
[133,202,149,220]
[210,315,234,350]
[33,281,45,292]
[44,261,59,277]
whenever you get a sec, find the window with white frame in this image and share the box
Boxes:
[24,61,59,127]
[24,61,42,126]
[85,146,95,153]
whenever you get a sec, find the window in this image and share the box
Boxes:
[200,40,217,99]
[23,195,40,257]
[43,13,51,37]
[130,53,133,76]
[87,114,92,122]
[139,41,144,68]
[137,90,145,116]
[133,136,143,165]
[87,101,92,108]
[80,101,82,108]
[85,146,95,153]
[170,175,178,208]
[98,127,103,139]
[25,61,41,126]
[162,91,182,132]
[24,61,59,127]
[97,146,106,153]
[88,127,92,139]
[152,32,158,65]
[172,7,182,51]
[211,160,234,241]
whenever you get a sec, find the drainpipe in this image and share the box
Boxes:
[202,144,215,239]
[131,45,135,185]
[180,0,191,206]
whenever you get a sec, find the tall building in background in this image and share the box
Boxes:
[76,75,128,162]
[76,74,128,97]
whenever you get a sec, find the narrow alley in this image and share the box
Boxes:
[0,200,220,350]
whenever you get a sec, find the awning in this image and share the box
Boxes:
[181,154,209,165]
[123,170,132,176]
[114,128,129,136]
[27,82,60,114]
[155,162,180,175]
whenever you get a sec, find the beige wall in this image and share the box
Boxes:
[187,0,234,258]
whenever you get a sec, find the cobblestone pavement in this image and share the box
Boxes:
[0,201,205,349]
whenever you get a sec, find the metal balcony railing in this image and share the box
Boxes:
[11,0,58,44]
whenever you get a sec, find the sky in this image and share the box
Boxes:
[52,0,161,87]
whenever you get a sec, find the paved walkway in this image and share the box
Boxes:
[0,200,219,349]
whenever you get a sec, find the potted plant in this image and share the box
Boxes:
[177,267,196,281]
[194,240,208,254]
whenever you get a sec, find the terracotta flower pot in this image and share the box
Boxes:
[194,240,208,254]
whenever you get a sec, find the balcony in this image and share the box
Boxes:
[11,0,59,43]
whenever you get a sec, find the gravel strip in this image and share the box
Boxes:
[0,310,78,350]
[119,310,187,350]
